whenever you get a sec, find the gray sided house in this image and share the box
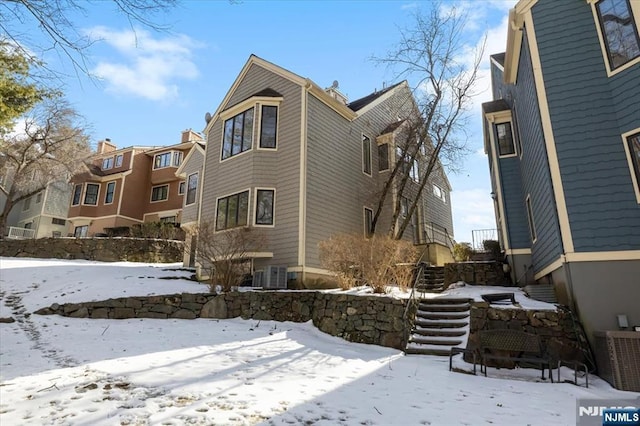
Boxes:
[197,55,455,287]
[483,0,640,344]
[176,141,206,266]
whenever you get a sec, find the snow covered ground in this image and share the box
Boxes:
[0,257,637,425]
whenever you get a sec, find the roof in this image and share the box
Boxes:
[482,99,511,114]
[491,53,506,67]
[380,119,407,135]
[347,82,405,112]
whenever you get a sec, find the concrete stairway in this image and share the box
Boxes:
[414,266,446,293]
[405,298,472,356]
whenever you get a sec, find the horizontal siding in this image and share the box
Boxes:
[510,28,563,270]
[497,157,529,249]
[201,63,302,266]
[180,150,204,224]
[533,0,640,252]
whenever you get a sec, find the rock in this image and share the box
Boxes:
[0,317,15,323]
[200,297,227,319]
[171,309,197,320]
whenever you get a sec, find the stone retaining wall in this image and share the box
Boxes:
[444,261,512,287]
[35,291,413,350]
[0,237,183,263]
[467,303,588,365]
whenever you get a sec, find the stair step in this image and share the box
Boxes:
[411,327,466,337]
[414,318,468,328]
[417,312,469,321]
[405,344,453,356]
[418,302,470,312]
[410,335,463,346]
[417,298,473,304]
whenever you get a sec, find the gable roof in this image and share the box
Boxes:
[380,119,407,135]
[175,142,206,178]
[347,82,405,112]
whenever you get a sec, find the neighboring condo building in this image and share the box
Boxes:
[483,0,640,342]
[66,130,203,237]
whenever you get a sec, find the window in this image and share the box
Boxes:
[596,0,640,70]
[105,181,116,204]
[186,173,198,205]
[626,132,640,190]
[222,108,254,160]
[173,151,183,168]
[260,105,278,149]
[24,222,32,229]
[400,197,409,217]
[151,185,169,202]
[396,146,419,181]
[255,189,275,226]
[23,196,31,211]
[74,225,88,237]
[362,135,372,175]
[364,207,373,238]
[433,185,446,203]
[179,181,186,195]
[496,122,516,156]
[102,157,114,170]
[216,191,249,230]
[72,184,82,206]
[52,218,66,226]
[36,192,42,203]
[154,152,172,169]
[410,159,419,182]
[84,183,99,205]
[115,154,124,168]
[526,195,537,242]
[378,143,389,171]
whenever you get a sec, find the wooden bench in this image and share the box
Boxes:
[479,329,553,382]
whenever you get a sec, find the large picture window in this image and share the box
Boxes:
[84,183,99,205]
[596,0,640,70]
[151,185,169,202]
[496,122,516,156]
[362,135,372,175]
[222,108,254,160]
[255,189,274,226]
[259,105,278,149]
[378,143,389,171]
[105,181,116,204]
[216,191,249,230]
[186,173,198,205]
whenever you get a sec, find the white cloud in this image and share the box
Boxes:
[86,27,202,101]
[450,188,497,242]
[401,2,418,10]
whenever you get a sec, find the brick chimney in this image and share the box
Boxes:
[181,129,204,144]
[96,138,117,154]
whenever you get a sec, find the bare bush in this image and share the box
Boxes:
[319,234,418,293]
[191,221,266,292]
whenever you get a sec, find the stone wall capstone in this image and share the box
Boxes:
[0,237,183,263]
[35,290,411,350]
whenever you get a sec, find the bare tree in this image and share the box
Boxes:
[370,5,484,240]
[0,0,177,77]
[0,97,91,237]
[190,221,266,292]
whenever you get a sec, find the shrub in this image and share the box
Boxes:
[130,222,184,240]
[453,242,473,262]
[318,233,418,293]
[483,239,502,259]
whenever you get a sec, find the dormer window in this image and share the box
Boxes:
[102,157,114,170]
[153,151,182,169]
[115,154,123,168]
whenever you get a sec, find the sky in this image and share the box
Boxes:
[11,0,517,243]
[2,256,635,425]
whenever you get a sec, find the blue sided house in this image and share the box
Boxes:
[482,0,640,345]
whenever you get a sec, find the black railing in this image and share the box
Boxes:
[402,262,425,350]
[471,229,499,251]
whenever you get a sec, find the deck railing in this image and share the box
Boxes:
[7,226,36,239]
[471,229,499,251]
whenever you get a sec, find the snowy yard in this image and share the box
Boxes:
[0,257,636,425]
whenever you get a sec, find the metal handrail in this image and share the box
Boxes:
[402,262,425,350]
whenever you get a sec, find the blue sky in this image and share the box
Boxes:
[27,0,516,243]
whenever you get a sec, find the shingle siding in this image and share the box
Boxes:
[201,63,302,267]
[532,0,640,252]
[497,156,529,249]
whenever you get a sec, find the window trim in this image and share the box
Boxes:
[35,192,42,204]
[178,181,186,195]
[433,184,447,203]
[220,107,255,162]
[257,104,279,150]
[150,184,169,203]
[215,189,251,231]
[115,154,124,168]
[495,121,517,158]
[83,183,100,206]
[185,172,198,206]
[589,0,640,76]
[254,188,276,227]
[526,194,537,244]
[622,128,640,203]
[362,134,372,176]
[378,143,389,172]
[153,151,183,170]
[102,157,114,170]
[364,207,374,238]
[72,184,83,206]
[104,181,116,205]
